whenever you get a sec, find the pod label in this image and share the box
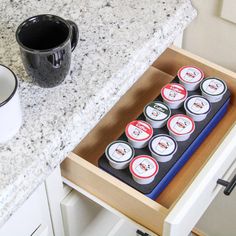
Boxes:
[161,83,187,102]
[126,121,153,141]
[186,96,210,115]
[130,155,158,179]
[145,102,170,121]
[168,115,195,135]
[178,66,204,83]
[201,78,226,96]
[106,141,133,163]
[150,135,176,156]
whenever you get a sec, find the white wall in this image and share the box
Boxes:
[183,1,236,235]
[183,0,236,72]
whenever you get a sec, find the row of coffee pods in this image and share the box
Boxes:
[144,96,210,125]
[161,66,227,106]
[105,116,194,184]
[125,120,179,157]
[177,65,227,102]
[104,66,228,185]
[105,139,159,184]
[104,119,179,185]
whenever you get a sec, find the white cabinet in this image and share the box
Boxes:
[61,189,151,236]
[0,184,53,236]
[196,165,236,235]
[61,190,103,236]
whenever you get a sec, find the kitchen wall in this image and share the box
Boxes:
[183,0,236,72]
[183,0,236,235]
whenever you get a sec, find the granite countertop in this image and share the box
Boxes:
[0,0,196,226]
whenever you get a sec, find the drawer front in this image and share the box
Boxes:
[164,125,236,236]
[61,46,236,236]
[0,184,53,236]
[62,153,168,235]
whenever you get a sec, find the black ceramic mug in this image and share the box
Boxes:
[16,14,79,88]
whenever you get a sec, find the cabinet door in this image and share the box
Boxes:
[0,184,53,236]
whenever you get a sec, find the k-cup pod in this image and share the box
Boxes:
[143,101,171,128]
[105,140,135,170]
[125,120,153,149]
[184,95,211,122]
[177,66,204,91]
[167,114,195,141]
[149,134,177,162]
[161,83,188,109]
[129,155,159,185]
[200,77,227,103]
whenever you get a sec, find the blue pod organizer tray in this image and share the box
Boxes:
[98,77,231,200]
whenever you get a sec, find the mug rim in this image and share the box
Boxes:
[0,64,18,107]
[15,14,72,54]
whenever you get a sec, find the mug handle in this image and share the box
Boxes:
[67,20,79,52]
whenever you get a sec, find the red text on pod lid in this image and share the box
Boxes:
[161,83,187,102]
[129,155,159,179]
[167,114,195,136]
[178,66,204,84]
[125,120,153,141]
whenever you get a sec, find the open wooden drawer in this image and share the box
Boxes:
[61,46,236,236]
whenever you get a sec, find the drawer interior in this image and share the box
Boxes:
[61,46,236,234]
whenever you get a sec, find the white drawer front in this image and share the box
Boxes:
[164,125,236,236]
[32,225,49,236]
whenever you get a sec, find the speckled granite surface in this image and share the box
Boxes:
[0,0,196,226]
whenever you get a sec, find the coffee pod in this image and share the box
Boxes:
[149,134,177,162]
[200,77,227,103]
[143,101,171,128]
[161,83,188,109]
[105,140,135,170]
[129,155,159,185]
[184,95,211,122]
[177,66,204,91]
[125,120,153,149]
[167,114,195,141]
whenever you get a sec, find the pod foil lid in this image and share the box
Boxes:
[129,155,159,179]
